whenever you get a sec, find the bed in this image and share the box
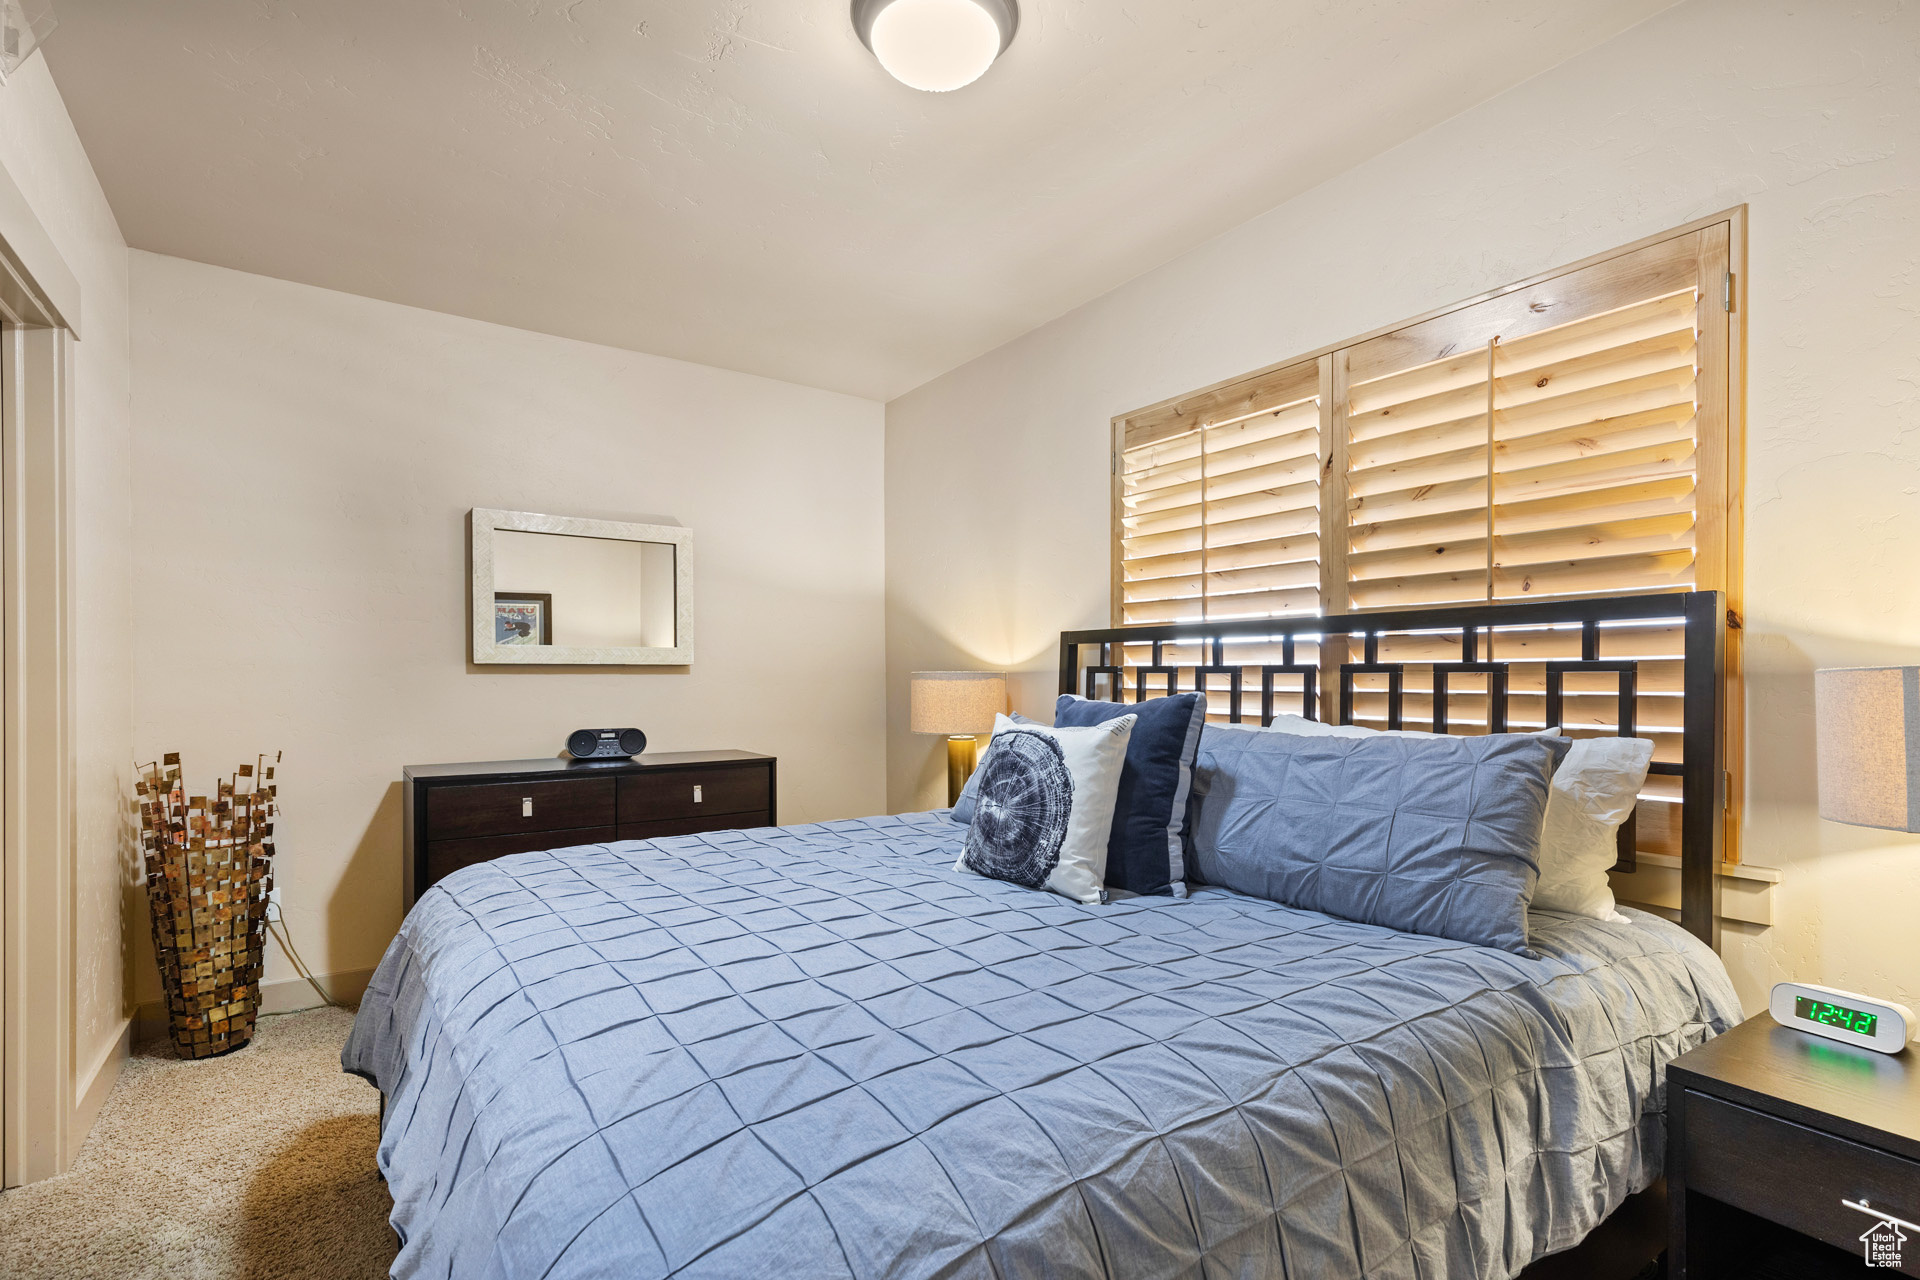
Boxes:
[346,592,1741,1279]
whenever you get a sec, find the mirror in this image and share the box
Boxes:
[470,509,692,665]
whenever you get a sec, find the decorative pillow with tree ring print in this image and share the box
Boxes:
[956,713,1136,905]
[948,711,1038,825]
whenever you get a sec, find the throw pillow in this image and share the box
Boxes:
[1188,726,1569,954]
[956,713,1135,904]
[1245,715,1649,922]
[1053,692,1206,898]
[948,711,1037,825]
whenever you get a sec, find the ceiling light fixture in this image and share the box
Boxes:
[851,0,1018,93]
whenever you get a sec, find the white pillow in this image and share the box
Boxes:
[1246,715,1652,922]
[957,712,1135,904]
[1254,714,1370,740]
[1530,734,1653,920]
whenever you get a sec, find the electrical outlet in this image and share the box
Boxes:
[267,883,283,923]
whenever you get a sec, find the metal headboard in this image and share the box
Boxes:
[1059,591,1725,949]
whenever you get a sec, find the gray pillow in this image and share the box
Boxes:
[1188,726,1571,955]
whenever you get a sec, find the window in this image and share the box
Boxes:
[1113,211,1745,860]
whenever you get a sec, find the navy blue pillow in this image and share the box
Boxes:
[1054,692,1207,898]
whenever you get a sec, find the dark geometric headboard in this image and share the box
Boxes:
[1059,591,1725,949]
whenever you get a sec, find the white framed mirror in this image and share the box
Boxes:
[470,508,693,665]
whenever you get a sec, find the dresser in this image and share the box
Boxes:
[402,750,777,905]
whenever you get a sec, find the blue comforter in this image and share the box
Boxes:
[344,812,1740,1280]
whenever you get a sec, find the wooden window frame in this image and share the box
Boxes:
[1112,208,1747,860]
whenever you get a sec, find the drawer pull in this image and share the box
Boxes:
[522,797,533,818]
[1844,1198,1920,1233]
[693,785,703,804]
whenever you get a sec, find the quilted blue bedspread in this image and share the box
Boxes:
[344,812,1740,1280]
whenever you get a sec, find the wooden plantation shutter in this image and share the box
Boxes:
[1116,359,1323,625]
[1343,340,1495,609]
[1343,227,1725,609]
[1491,289,1702,601]
[1113,212,1744,859]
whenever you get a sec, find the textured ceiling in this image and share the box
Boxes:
[46,0,1674,399]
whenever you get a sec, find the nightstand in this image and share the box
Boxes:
[1668,1012,1920,1277]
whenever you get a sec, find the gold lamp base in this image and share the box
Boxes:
[946,735,979,807]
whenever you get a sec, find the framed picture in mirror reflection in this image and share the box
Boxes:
[494,592,553,646]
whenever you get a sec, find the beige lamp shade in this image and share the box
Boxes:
[909,671,1006,736]
[1816,666,1920,832]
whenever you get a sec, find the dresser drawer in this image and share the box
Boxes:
[426,826,618,886]
[426,778,614,840]
[1684,1089,1920,1274]
[617,811,770,843]
[618,766,769,823]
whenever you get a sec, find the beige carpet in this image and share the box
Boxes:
[0,1006,397,1280]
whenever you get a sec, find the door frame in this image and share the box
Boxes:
[0,155,80,1187]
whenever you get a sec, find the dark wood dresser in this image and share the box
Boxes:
[403,750,777,904]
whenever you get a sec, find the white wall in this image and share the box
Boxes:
[130,251,886,1003]
[885,0,1920,1015]
[0,56,135,1145]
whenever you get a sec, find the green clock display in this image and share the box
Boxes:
[1795,995,1879,1037]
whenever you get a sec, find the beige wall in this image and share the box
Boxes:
[129,251,886,1003]
[885,0,1920,1015]
[0,56,136,1156]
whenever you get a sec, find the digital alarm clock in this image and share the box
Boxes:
[566,728,647,759]
[1770,981,1914,1054]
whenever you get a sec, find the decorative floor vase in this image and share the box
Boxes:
[137,752,279,1059]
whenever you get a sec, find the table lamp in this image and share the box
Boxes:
[910,671,1007,806]
[1815,666,1920,832]
[1767,668,1920,1051]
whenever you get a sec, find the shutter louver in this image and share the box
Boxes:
[1491,289,1701,600]
[1119,362,1321,626]
[1345,347,1493,611]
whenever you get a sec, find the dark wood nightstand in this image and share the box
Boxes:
[1668,1012,1920,1278]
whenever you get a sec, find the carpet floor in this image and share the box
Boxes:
[0,1006,396,1280]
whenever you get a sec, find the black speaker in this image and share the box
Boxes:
[566,728,647,759]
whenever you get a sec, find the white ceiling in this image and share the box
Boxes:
[45,0,1674,400]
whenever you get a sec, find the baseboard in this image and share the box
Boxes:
[68,1018,131,1163]
[132,967,376,1046]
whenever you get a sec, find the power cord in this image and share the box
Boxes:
[266,911,339,1009]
